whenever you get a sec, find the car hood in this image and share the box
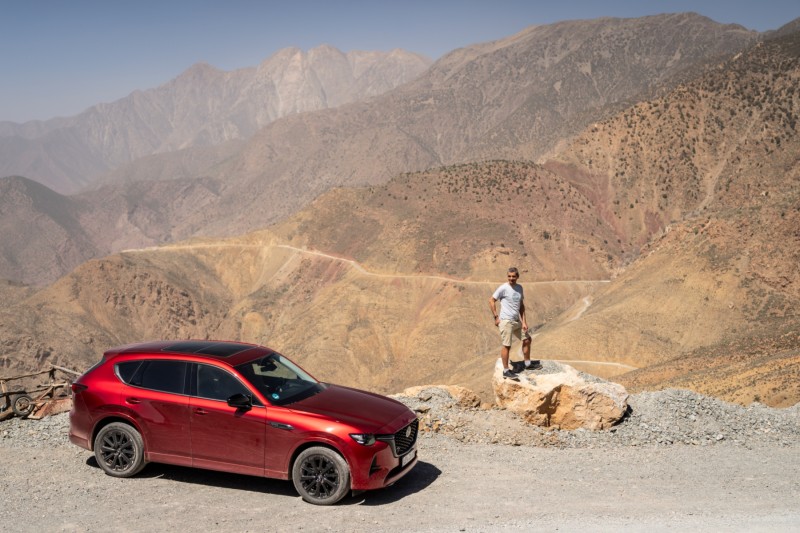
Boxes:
[289,384,415,434]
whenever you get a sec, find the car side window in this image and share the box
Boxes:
[127,360,188,395]
[116,361,142,384]
[196,364,252,402]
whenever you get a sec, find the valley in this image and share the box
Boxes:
[1,13,798,409]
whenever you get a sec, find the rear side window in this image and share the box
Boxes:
[116,361,142,384]
[120,360,189,395]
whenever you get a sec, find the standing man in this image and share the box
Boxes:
[489,267,536,379]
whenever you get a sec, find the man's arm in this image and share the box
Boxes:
[520,300,528,330]
[489,297,500,325]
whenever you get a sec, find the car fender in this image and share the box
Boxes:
[89,409,144,451]
[281,432,352,478]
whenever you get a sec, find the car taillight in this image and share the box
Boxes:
[71,383,88,393]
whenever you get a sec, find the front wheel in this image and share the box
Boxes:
[292,446,350,505]
[93,422,146,477]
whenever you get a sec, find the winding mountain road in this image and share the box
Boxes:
[124,241,635,372]
[125,241,611,287]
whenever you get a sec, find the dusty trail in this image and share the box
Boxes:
[125,241,633,371]
[550,359,637,371]
[124,242,611,287]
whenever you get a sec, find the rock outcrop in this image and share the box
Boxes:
[493,359,629,430]
[400,385,483,409]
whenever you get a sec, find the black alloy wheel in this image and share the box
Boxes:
[93,422,146,478]
[292,446,350,505]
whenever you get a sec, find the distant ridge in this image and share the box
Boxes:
[0,46,432,193]
[0,14,761,286]
[0,176,95,284]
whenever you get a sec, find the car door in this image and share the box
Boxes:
[189,363,266,476]
[119,359,192,466]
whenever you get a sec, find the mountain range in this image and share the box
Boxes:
[1,13,798,408]
[0,14,759,286]
[0,46,431,194]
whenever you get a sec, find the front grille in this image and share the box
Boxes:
[394,419,418,455]
[378,418,418,457]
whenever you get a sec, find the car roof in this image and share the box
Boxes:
[103,340,273,366]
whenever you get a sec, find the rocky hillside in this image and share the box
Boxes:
[0,14,760,286]
[216,14,756,226]
[0,229,609,404]
[0,174,229,285]
[531,27,800,407]
[551,29,800,250]
[1,16,797,410]
[272,160,619,281]
[0,46,431,193]
[0,176,95,284]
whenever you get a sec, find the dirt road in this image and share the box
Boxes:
[1,420,798,532]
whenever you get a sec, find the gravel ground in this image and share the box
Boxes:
[392,386,800,449]
[1,389,798,532]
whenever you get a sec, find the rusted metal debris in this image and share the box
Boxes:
[0,365,81,421]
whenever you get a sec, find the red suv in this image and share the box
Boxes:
[69,340,418,505]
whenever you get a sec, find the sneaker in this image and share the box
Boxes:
[511,360,541,373]
[502,369,519,380]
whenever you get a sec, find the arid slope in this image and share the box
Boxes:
[0,232,604,403]
[1,19,797,409]
[532,28,800,406]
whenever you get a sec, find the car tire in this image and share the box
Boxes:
[11,394,35,418]
[292,446,351,505]
[93,422,146,478]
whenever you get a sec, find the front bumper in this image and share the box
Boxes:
[350,443,418,491]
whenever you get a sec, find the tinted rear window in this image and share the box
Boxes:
[126,360,188,395]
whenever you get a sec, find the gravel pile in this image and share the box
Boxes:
[1,411,72,449]
[392,386,800,449]
[2,389,798,451]
[566,389,800,448]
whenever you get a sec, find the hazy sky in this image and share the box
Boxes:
[2,0,798,123]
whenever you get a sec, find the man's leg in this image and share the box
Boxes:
[498,320,514,370]
[521,337,541,369]
[500,344,518,379]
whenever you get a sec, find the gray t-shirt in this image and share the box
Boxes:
[492,283,524,321]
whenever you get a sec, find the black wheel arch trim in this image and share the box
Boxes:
[91,414,146,452]
[287,439,350,479]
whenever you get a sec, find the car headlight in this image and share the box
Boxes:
[349,433,376,446]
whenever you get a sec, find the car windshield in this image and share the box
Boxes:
[235,353,324,406]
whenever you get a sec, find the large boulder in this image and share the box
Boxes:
[492,359,629,430]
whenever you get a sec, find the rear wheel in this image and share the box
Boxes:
[292,446,350,505]
[93,422,146,477]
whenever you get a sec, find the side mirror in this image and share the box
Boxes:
[227,393,252,410]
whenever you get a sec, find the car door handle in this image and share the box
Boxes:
[125,397,141,404]
[269,422,294,431]
[193,408,208,415]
